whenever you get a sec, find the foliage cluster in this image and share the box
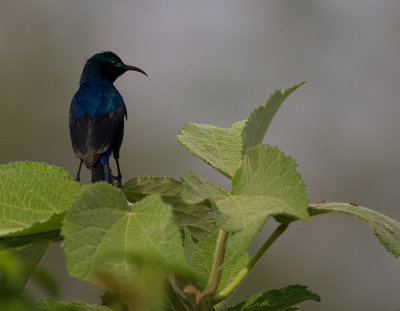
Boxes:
[0,83,399,310]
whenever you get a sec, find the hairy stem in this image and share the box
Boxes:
[203,229,229,297]
[213,223,289,303]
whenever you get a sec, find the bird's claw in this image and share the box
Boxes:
[112,175,122,188]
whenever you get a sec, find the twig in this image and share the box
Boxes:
[213,223,289,303]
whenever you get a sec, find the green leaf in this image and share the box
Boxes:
[0,241,50,292]
[227,285,320,311]
[123,176,217,241]
[242,83,305,154]
[0,162,82,239]
[218,145,309,228]
[217,145,309,261]
[37,298,112,311]
[176,83,304,179]
[97,260,168,311]
[172,201,217,241]
[180,171,228,205]
[3,161,71,177]
[309,202,400,257]
[177,121,246,178]
[62,183,191,284]
[184,230,249,291]
[123,176,182,202]
[180,146,309,262]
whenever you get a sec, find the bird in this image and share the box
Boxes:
[69,51,147,186]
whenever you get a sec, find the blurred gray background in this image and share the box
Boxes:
[1,1,400,310]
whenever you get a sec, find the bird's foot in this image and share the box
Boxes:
[112,174,122,188]
[117,175,122,188]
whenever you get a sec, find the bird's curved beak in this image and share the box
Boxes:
[122,64,148,77]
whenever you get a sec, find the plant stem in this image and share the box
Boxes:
[203,229,229,297]
[212,223,289,303]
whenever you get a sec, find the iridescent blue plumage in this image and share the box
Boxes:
[69,51,147,186]
[70,81,126,119]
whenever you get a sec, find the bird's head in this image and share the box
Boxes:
[80,51,147,84]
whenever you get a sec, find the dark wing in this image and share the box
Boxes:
[70,106,126,168]
[70,107,126,168]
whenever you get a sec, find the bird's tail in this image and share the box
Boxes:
[91,161,112,184]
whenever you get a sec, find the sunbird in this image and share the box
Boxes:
[69,51,147,186]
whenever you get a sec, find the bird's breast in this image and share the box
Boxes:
[70,82,126,119]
